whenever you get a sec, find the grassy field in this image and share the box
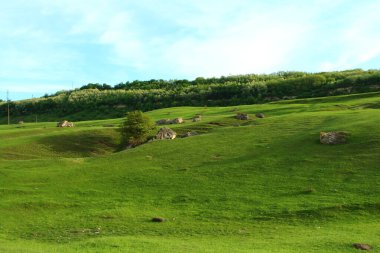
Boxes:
[0,92,380,252]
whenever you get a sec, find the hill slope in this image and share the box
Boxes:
[0,92,380,252]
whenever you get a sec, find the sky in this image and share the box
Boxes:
[1,0,380,101]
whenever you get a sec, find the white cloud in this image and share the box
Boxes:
[319,1,380,71]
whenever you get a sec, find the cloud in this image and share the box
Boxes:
[319,1,380,71]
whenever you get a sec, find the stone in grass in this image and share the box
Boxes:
[156,119,171,125]
[353,243,372,251]
[156,127,177,140]
[171,117,184,124]
[57,120,74,127]
[255,113,265,118]
[151,217,166,222]
[181,131,199,138]
[192,115,202,122]
[236,113,249,120]
[320,131,348,144]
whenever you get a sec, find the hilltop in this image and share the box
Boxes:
[1,69,380,124]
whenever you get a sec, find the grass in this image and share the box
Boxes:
[0,92,380,252]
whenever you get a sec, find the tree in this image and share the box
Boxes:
[121,111,156,147]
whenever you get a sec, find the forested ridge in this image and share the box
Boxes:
[1,69,380,122]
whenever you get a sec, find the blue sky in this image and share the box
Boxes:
[1,0,380,101]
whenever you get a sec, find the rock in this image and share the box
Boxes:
[255,113,265,118]
[171,117,184,124]
[353,243,372,250]
[151,217,165,222]
[57,120,74,127]
[157,118,184,125]
[18,121,24,124]
[156,119,171,125]
[156,127,177,140]
[320,131,348,144]
[236,113,249,120]
[181,131,199,138]
[192,115,202,122]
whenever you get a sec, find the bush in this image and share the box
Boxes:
[121,111,156,147]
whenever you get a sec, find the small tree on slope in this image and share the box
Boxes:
[121,111,156,147]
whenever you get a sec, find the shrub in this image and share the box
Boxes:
[121,111,156,147]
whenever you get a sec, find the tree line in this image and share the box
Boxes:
[1,69,380,122]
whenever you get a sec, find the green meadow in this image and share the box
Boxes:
[1,92,380,252]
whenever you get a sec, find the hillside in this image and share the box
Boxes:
[0,92,379,252]
[1,69,380,124]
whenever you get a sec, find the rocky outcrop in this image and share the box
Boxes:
[236,113,249,120]
[156,127,177,140]
[57,120,74,127]
[172,117,184,124]
[156,117,184,125]
[320,131,347,144]
[156,119,171,125]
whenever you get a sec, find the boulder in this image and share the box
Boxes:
[255,113,265,118]
[151,217,166,222]
[353,243,372,251]
[320,131,347,144]
[236,113,249,120]
[57,120,74,127]
[171,117,184,124]
[156,127,177,140]
[192,115,202,122]
[157,118,184,125]
[181,131,199,138]
[156,119,171,125]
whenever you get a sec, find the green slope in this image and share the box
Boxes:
[0,92,379,252]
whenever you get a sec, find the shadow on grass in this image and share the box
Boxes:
[37,129,120,157]
[254,203,380,222]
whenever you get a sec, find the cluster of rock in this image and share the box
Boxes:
[320,131,347,145]
[236,113,249,120]
[57,120,74,127]
[156,127,177,140]
[155,128,200,140]
[235,113,265,120]
[156,117,184,125]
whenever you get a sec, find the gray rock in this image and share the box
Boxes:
[255,113,265,118]
[353,243,372,251]
[181,131,199,138]
[236,113,249,120]
[320,131,348,144]
[151,217,166,222]
[156,127,177,140]
[192,115,202,122]
[171,117,184,124]
[57,120,74,127]
[156,119,171,125]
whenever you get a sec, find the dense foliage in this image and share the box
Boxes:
[121,111,156,147]
[1,69,380,122]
